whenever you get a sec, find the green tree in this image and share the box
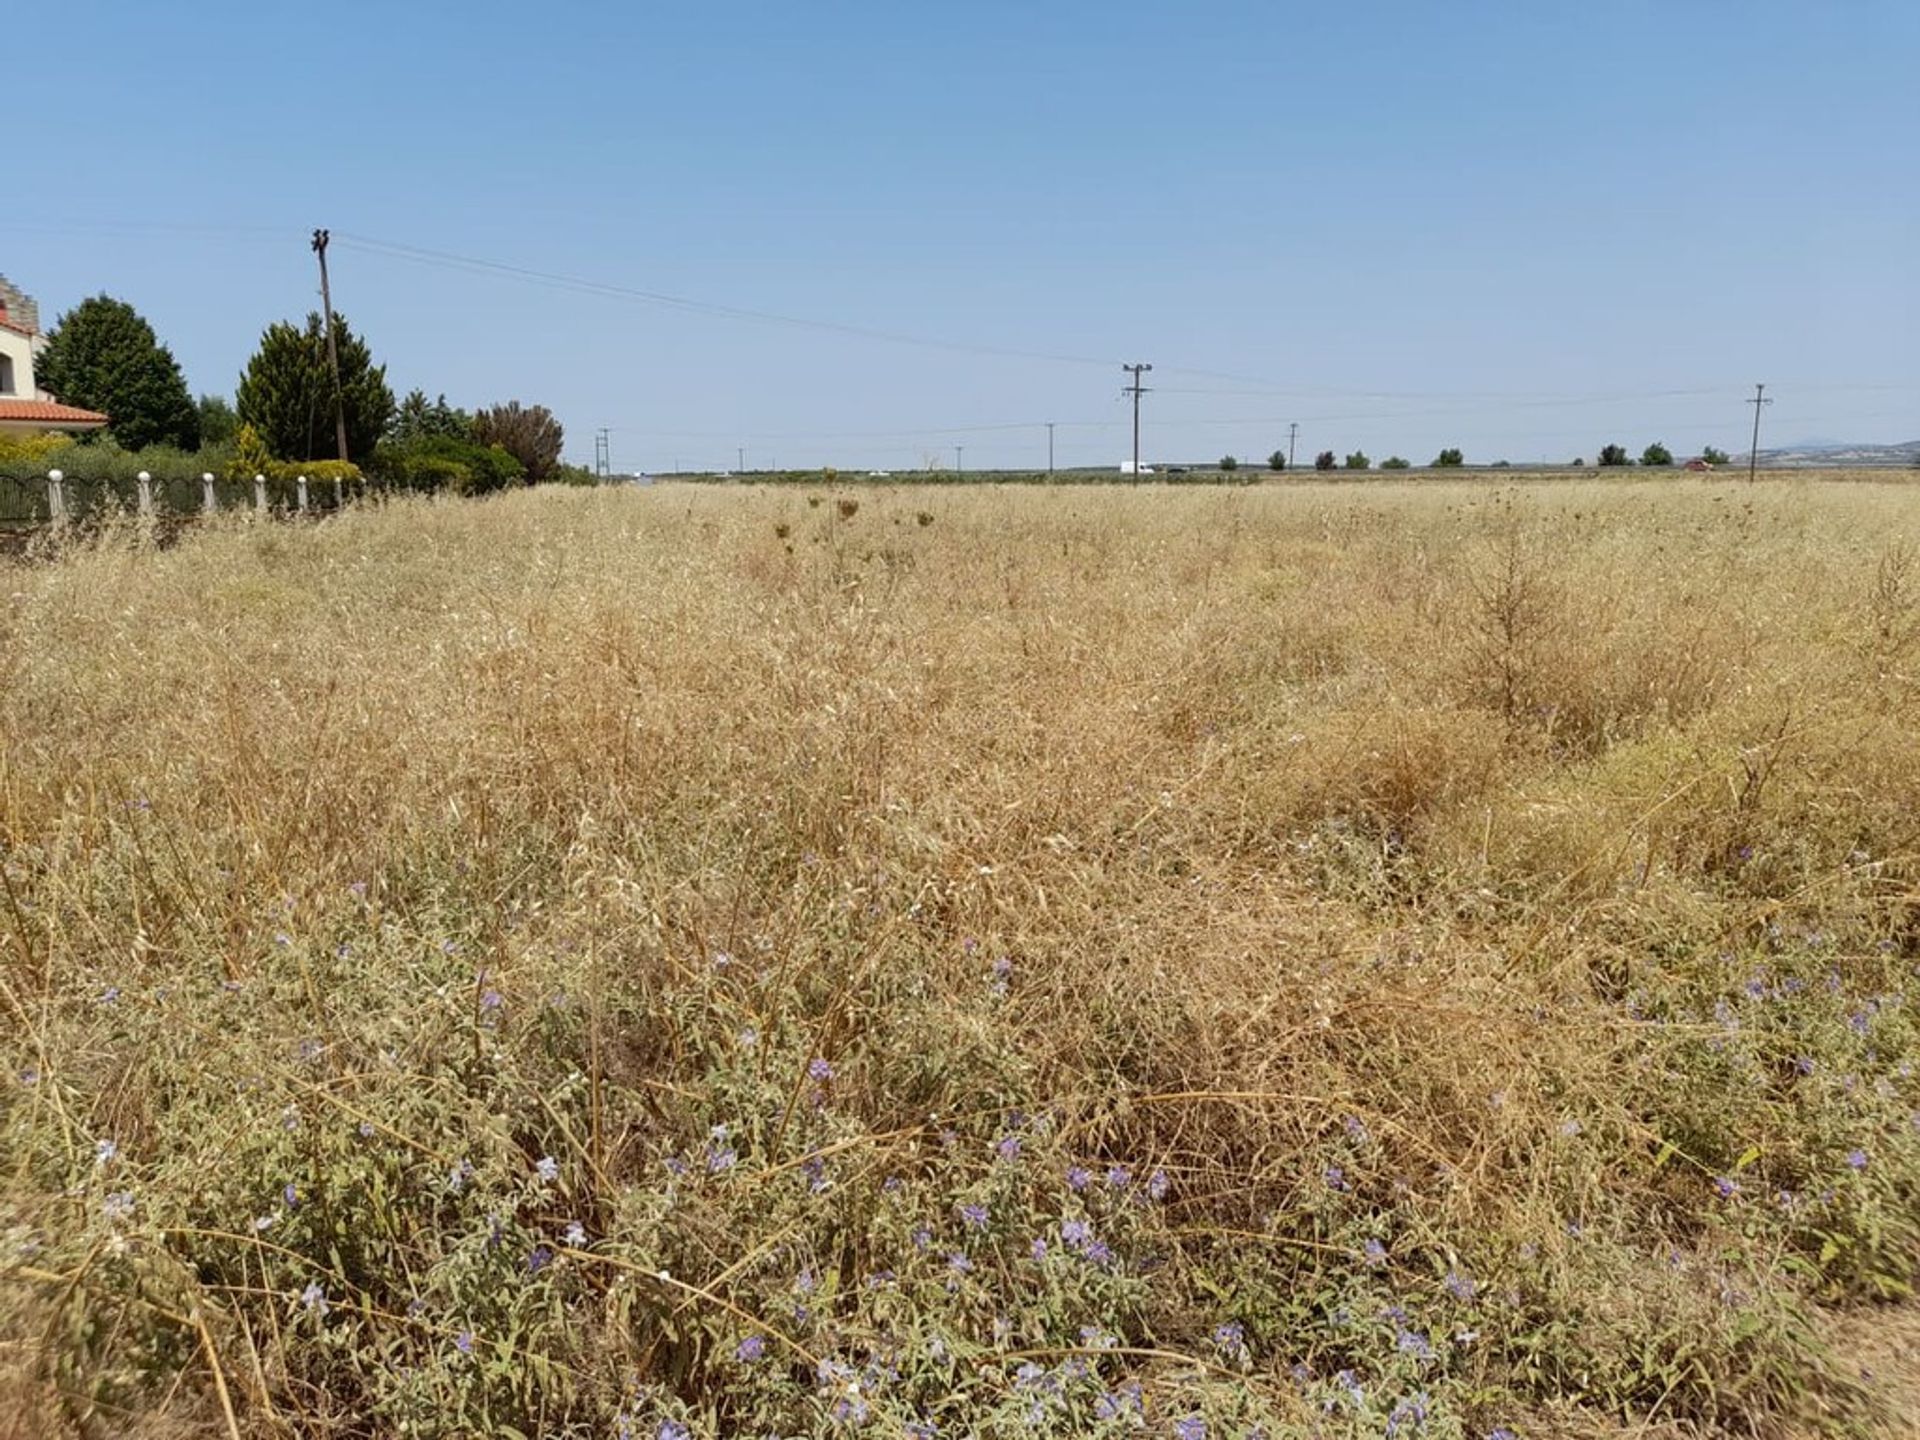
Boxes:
[1571,456,1586,467]
[35,296,200,450]
[196,394,239,447]
[1314,450,1337,471]
[1701,446,1731,466]
[1218,454,1239,472]
[388,389,474,444]
[1641,442,1673,467]
[1434,447,1464,467]
[1267,449,1287,472]
[1344,451,1370,470]
[1598,444,1631,467]
[473,402,564,482]
[224,422,273,482]
[236,312,395,466]
[1381,456,1411,469]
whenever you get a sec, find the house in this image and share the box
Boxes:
[0,275,109,437]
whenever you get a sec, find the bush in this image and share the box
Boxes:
[473,402,564,482]
[1702,446,1731,466]
[1598,444,1631,467]
[1267,450,1287,472]
[225,423,273,483]
[1434,448,1464,467]
[1641,442,1674,467]
[1314,450,1337,471]
[373,435,525,495]
[1344,451,1370,470]
[1218,455,1238,472]
[1381,456,1411,470]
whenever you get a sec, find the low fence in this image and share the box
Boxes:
[0,470,370,529]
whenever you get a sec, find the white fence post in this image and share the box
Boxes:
[202,472,217,513]
[296,475,309,513]
[254,473,267,514]
[47,469,65,523]
[136,470,154,515]
[332,474,343,510]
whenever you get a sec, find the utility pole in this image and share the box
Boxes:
[310,229,350,464]
[1122,363,1153,474]
[594,428,610,478]
[737,445,746,474]
[1746,383,1772,483]
[1288,422,1298,470]
[1047,421,1055,475]
[954,444,964,473]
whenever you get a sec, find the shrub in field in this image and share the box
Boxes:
[1344,451,1370,470]
[1315,450,1337,470]
[1703,446,1731,466]
[1267,450,1287,471]
[1219,454,1239,472]
[374,434,525,494]
[1434,447,1464,467]
[1381,456,1410,469]
[224,422,273,482]
[1598,444,1631,467]
[1642,442,1674,467]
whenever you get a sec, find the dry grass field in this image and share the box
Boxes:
[2,477,1918,1438]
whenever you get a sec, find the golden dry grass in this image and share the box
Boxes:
[2,476,1918,1438]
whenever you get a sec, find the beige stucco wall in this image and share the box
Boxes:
[0,325,34,397]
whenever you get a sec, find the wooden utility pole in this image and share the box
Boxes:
[1123,363,1152,474]
[1047,420,1055,475]
[1746,383,1771,483]
[311,229,350,463]
[1288,422,1298,469]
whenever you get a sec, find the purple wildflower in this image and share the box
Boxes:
[946,1251,972,1273]
[1146,1168,1170,1201]
[526,1244,554,1274]
[455,1329,474,1355]
[1444,1268,1477,1301]
[299,1281,327,1316]
[1324,1165,1349,1192]
[959,1201,989,1230]
[735,1334,766,1363]
[807,1057,834,1082]
[563,1220,587,1246]
[1061,1217,1091,1248]
[1106,1165,1132,1189]
[1030,1237,1049,1261]
[1363,1238,1388,1267]
[1714,1175,1740,1199]
[995,1134,1022,1163]
[1847,1149,1869,1171]
[102,1191,134,1223]
[1174,1418,1208,1440]
[1066,1165,1091,1191]
[283,1182,299,1209]
[94,1139,118,1166]
[535,1155,559,1184]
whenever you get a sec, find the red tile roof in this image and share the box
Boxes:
[0,317,33,337]
[0,399,109,426]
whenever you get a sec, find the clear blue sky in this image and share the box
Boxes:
[10,2,1917,470]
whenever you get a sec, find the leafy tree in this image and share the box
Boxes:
[1701,446,1731,466]
[1640,442,1673,467]
[473,402,564,482]
[1344,451,1370,470]
[1433,447,1464,467]
[196,394,239,447]
[388,389,474,444]
[1381,456,1411,469]
[36,296,199,450]
[1218,454,1239,472]
[1598,444,1631,467]
[1571,457,1585,467]
[1267,449,1287,472]
[237,312,394,466]
[1314,450,1337,471]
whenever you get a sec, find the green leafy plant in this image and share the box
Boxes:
[237,311,395,466]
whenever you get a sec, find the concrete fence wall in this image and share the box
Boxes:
[1,470,359,529]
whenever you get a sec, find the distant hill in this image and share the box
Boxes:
[1758,439,1920,468]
